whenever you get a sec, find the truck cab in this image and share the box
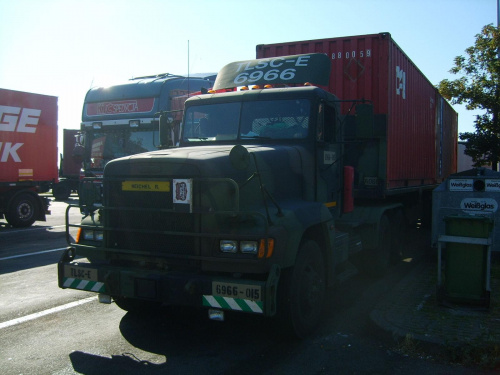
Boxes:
[79,73,215,178]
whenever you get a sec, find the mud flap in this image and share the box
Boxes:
[265,264,281,316]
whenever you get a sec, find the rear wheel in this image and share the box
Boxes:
[278,240,326,338]
[390,210,407,263]
[367,215,392,277]
[5,193,38,227]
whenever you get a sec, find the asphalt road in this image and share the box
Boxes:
[0,197,491,374]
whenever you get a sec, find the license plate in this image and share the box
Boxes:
[64,265,98,281]
[364,176,378,186]
[212,282,262,301]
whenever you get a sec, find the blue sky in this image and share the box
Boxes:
[0,0,496,151]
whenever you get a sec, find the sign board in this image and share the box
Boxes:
[213,53,331,90]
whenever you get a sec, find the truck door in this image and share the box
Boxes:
[316,102,342,216]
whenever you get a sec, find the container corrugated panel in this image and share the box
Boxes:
[437,95,458,181]
[0,88,58,183]
[256,33,458,192]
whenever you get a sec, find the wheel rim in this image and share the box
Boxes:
[18,202,33,219]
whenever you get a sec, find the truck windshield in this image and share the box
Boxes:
[88,129,158,169]
[182,99,310,142]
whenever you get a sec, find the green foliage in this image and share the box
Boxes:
[438,24,500,170]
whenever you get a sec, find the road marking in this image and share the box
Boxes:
[0,296,97,330]
[0,224,67,233]
[0,247,67,261]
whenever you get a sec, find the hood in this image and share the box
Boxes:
[104,144,314,200]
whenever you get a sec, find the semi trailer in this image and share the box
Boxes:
[0,88,58,227]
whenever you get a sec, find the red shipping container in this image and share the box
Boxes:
[256,33,457,191]
[0,88,58,184]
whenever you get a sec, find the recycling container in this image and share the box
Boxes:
[443,215,493,305]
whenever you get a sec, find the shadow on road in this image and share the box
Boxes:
[67,227,433,375]
[70,351,168,375]
[70,306,303,375]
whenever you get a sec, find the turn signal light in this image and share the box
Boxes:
[76,228,82,243]
[258,238,274,258]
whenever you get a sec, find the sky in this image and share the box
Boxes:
[0,0,497,154]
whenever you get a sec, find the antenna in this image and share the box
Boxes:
[188,40,190,93]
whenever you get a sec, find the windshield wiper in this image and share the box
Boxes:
[240,135,271,139]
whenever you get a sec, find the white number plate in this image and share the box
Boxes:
[64,265,98,281]
[212,282,261,301]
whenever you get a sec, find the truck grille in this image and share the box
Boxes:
[104,179,197,255]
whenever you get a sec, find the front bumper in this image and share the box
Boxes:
[58,247,280,316]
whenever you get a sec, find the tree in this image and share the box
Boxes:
[438,24,500,171]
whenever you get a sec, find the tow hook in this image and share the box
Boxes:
[59,247,76,262]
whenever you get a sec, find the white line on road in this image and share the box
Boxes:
[0,296,97,330]
[0,247,67,261]
[0,224,67,233]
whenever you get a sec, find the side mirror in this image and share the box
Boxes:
[159,114,172,147]
[76,132,85,146]
[72,145,85,164]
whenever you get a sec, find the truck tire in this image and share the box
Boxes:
[367,215,392,277]
[277,239,326,338]
[5,193,38,228]
[53,183,71,201]
[390,210,406,263]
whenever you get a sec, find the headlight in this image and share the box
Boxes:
[240,241,258,254]
[95,231,104,241]
[219,239,270,256]
[220,240,238,253]
[80,229,103,242]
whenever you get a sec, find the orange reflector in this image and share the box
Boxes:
[266,238,274,258]
[76,228,82,243]
[258,238,275,258]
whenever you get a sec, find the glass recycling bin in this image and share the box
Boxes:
[438,215,493,306]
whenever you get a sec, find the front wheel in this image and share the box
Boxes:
[5,193,38,227]
[277,240,326,338]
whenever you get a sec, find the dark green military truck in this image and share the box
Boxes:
[59,49,456,337]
